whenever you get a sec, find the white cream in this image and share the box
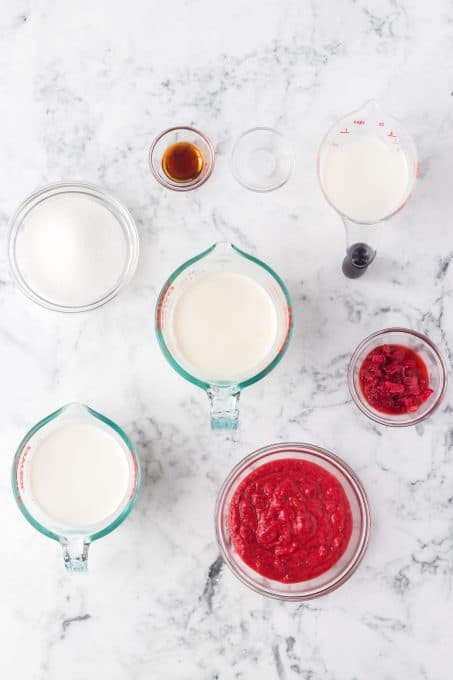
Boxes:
[29,423,130,528]
[321,135,410,222]
[170,271,278,382]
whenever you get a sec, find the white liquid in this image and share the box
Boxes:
[16,193,128,306]
[170,272,278,382]
[321,136,410,222]
[29,424,130,528]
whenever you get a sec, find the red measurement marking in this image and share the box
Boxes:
[277,305,293,356]
[339,128,350,134]
[353,119,365,125]
[129,455,139,500]
[18,446,31,492]
[155,283,174,332]
[378,121,385,127]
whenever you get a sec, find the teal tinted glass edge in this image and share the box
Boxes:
[12,406,65,542]
[231,243,293,389]
[85,405,140,542]
[154,242,293,390]
[155,243,216,390]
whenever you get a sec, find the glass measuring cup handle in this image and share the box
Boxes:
[207,385,240,430]
[342,217,378,279]
[61,536,90,573]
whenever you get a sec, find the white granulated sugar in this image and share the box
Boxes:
[16,193,128,307]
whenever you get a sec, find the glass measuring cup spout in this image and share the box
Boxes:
[155,242,292,430]
[11,402,140,572]
[318,100,418,278]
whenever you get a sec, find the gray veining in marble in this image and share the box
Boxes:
[1,1,453,678]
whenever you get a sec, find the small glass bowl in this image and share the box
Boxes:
[230,127,294,192]
[348,328,447,427]
[215,442,370,601]
[149,126,215,191]
[8,182,139,313]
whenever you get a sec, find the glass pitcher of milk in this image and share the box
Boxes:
[318,100,418,277]
[156,242,292,430]
[12,403,140,572]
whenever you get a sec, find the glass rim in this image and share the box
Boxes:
[215,442,371,601]
[11,403,141,543]
[348,327,448,427]
[230,126,294,193]
[154,242,293,390]
[148,125,215,191]
[7,180,140,313]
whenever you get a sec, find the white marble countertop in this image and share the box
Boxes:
[1,1,453,678]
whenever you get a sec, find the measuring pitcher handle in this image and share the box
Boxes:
[207,385,240,430]
[342,217,379,279]
[61,536,90,573]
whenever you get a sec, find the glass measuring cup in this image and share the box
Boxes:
[12,403,140,572]
[318,100,418,278]
[155,242,292,429]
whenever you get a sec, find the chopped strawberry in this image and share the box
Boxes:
[359,344,432,415]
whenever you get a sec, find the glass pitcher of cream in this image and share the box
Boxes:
[318,100,418,278]
[12,403,140,572]
[155,242,292,429]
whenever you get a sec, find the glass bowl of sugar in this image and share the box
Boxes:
[8,182,139,312]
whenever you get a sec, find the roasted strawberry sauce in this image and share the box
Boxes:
[228,458,353,583]
[359,344,432,415]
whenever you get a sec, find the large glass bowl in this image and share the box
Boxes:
[7,181,139,313]
[348,328,447,427]
[215,442,370,601]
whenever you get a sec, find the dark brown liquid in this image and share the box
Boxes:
[162,142,204,182]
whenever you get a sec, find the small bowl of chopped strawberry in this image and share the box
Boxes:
[348,328,447,426]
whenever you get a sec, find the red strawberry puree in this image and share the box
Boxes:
[359,344,433,415]
[228,459,353,583]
